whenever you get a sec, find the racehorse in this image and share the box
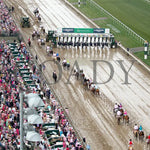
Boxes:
[83,78,89,90]
[88,81,93,89]
[32,33,36,40]
[40,26,45,34]
[80,73,85,81]
[128,146,133,150]
[37,39,41,46]
[33,8,39,16]
[36,33,40,39]
[113,108,118,118]
[32,31,40,40]
[49,50,53,55]
[95,88,100,95]
[74,70,79,80]
[53,56,57,62]
[119,108,124,117]
[91,87,96,94]
[56,56,61,63]
[66,63,70,70]
[123,115,129,124]
[90,84,100,95]
[37,15,41,22]
[116,115,121,125]
[139,131,144,141]
[133,130,139,140]
[62,62,67,69]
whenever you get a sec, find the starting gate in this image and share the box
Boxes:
[46,28,117,48]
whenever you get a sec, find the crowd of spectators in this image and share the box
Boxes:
[0,38,84,150]
[0,0,85,149]
[0,0,18,36]
[0,40,21,149]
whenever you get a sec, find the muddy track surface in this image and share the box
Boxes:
[4,0,150,149]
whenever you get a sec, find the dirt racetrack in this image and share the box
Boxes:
[5,0,150,149]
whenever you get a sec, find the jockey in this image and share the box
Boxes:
[139,125,142,132]
[56,53,59,57]
[36,13,40,18]
[119,103,122,110]
[114,103,118,109]
[53,52,56,57]
[34,8,39,14]
[148,134,150,141]
[95,85,98,90]
[128,139,133,146]
[116,110,121,117]
[134,124,139,131]
[67,60,70,65]
[89,78,92,84]
[114,103,118,112]
[40,25,43,29]
[41,39,44,44]
[38,38,41,43]
[33,30,36,34]
[62,58,66,64]
[124,110,127,116]
[46,46,50,52]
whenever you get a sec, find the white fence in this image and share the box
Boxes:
[88,0,146,45]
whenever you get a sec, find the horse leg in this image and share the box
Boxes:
[76,74,78,80]
[117,118,120,125]
[123,117,125,124]
[135,132,138,140]
[54,77,57,82]
[147,142,149,148]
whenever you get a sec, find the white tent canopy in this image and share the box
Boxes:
[26,131,41,142]
[26,93,44,108]
[24,123,35,132]
[24,108,38,116]
[28,98,44,108]
[27,114,43,124]
[26,93,39,99]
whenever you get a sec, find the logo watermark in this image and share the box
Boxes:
[40,59,135,85]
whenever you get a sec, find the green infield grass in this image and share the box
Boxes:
[69,0,150,48]
[134,51,150,67]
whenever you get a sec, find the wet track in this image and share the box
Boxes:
[5,0,150,149]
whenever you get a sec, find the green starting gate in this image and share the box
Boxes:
[46,31,57,47]
[46,28,117,48]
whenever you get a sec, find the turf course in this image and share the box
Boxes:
[93,0,150,42]
[134,51,150,67]
[69,0,150,48]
